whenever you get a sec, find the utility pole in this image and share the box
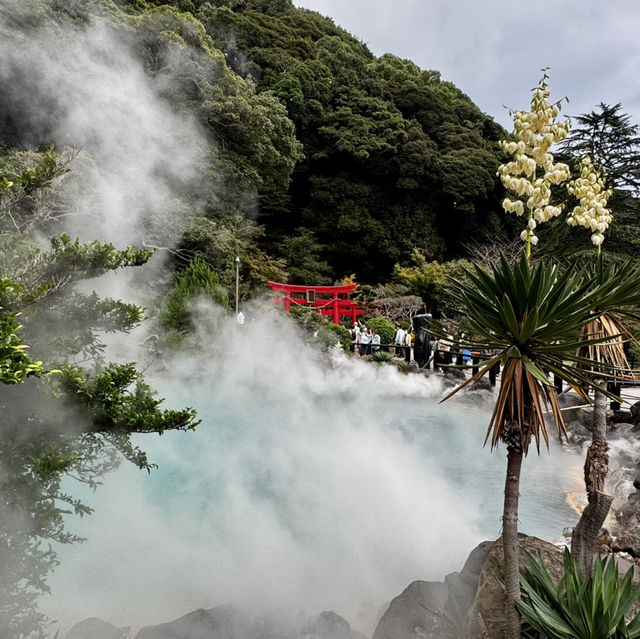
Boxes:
[235,256,240,315]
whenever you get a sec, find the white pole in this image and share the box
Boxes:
[235,256,240,315]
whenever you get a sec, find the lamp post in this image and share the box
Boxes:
[235,256,240,315]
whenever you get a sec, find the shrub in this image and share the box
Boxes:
[323,322,351,350]
[371,350,394,365]
[396,361,411,374]
[159,259,229,333]
[289,305,323,332]
[366,316,395,344]
[518,548,640,639]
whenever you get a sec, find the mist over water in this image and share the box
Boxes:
[42,307,585,635]
[0,7,585,635]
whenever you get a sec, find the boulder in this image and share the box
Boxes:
[611,532,640,559]
[372,541,492,639]
[564,419,591,446]
[557,390,592,431]
[461,535,564,639]
[134,606,252,639]
[302,611,363,639]
[616,492,640,531]
[371,580,449,639]
[609,421,637,439]
[611,410,634,424]
[630,400,640,425]
[459,389,494,406]
[66,617,129,639]
[443,540,493,626]
[133,607,363,639]
[443,368,466,382]
[469,378,493,393]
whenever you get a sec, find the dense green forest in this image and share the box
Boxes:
[3,0,639,289]
[1,0,522,288]
[2,0,640,636]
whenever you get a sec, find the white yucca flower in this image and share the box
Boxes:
[497,71,570,254]
[566,156,613,247]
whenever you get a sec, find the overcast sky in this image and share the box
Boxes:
[292,0,640,131]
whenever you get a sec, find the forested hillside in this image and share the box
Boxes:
[193,0,515,280]
[0,0,524,288]
[3,0,640,636]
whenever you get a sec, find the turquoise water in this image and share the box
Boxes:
[43,316,585,632]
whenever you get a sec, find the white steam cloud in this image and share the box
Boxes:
[41,307,585,636]
[0,5,586,637]
[0,6,209,247]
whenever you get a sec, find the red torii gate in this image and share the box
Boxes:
[267,281,365,325]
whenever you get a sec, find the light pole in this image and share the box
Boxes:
[235,256,240,315]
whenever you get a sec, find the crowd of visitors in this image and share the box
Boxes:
[349,321,412,357]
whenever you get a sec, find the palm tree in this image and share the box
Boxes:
[439,254,619,639]
[571,260,640,578]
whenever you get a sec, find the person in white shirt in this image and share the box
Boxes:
[394,325,406,355]
[371,330,381,352]
[360,328,372,356]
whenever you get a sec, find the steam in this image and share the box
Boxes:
[0,3,210,247]
[39,305,585,635]
[0,4,586,637]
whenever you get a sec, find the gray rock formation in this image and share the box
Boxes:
[69,608,364,639]
[302,610,364,639]
[134,606,253,639]
[443,540,493,626]
[66,617,129,639]
[557,390,592,444]
[461,535,564,639]
[372,540,492,639]
[371,580,450,639]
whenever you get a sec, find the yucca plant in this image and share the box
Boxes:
[518,548,640,639]
[370,350,394,365]
[437,252,622,639]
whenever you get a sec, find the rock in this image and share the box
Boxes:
[443,540,493,626]
[135,605,252,639]
[611,532,640,558]
[134,607,363,639]
[470,377,493,392]
[630,401,640,424]
[609,421,637,439]
[565,419,591,446]
[443,368,466,382]
[611,409,634,424]
[460,389,494,405]
[66,617,129,639]
[616,492,640,531]
[371,580,450,639]
[557,390,592,430]
[461,535,564,639]
[302,611,362,639]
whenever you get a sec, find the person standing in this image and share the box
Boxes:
[360,328,372,356]
[427,335,439,370]
[351,322,360,353]
[371,330,381,353]
[394,325,406,356]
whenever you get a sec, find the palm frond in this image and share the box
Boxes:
[440,252,640,453]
